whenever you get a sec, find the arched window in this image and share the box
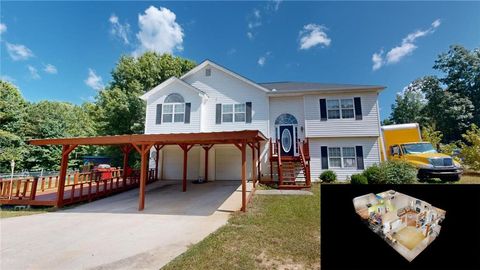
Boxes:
[274,113,298,125]
[164,93,185,103]
[163,93,185,123]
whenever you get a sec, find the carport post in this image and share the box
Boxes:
[257,142,261,182]
[179,144,194,192]
[202,144,213,182]
[248,143,256,187]
[56,144,77,208]
[121,145,131,183]
[134,143,153,211]
[241,142,247,212]
[154,145,164,180]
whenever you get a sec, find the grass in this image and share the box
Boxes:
[162,184,321,270]
[0,206,53,218]
[458,174,480,184]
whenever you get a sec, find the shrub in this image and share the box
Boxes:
[377,160,417,184]
[460,124,480,171]
[350,174,368,184]
[320,170,337,183]
[362,164,382,184]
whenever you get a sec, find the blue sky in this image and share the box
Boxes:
[1,1,479,120]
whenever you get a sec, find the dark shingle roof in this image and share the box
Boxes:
[259,81,385,93]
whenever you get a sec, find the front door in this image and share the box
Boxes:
[279,125,294,156]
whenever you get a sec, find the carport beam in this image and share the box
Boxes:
[56,144,77,208]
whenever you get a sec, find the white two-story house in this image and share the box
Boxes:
[140,60,384,186]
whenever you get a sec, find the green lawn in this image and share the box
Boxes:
[0,207,51,218]
[162,184,321,270]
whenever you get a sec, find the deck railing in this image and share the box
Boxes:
[0,168,156,206]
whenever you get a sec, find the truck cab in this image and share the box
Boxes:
[381,123,462,182]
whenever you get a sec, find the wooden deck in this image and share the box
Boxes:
[0,169,155,207]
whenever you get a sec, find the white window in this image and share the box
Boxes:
[342,147,357,168]
[327,100,340,119]
[341,99,355,119]
[163,93,185,123]
[328,146,357,168]
[222,103,245,123]
[328,147,342,168]
[163,103,185,123]
[327,98,355,119]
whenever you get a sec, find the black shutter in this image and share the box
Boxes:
[216,104,222,124]
[184,103,191,123]
[356,146,364,170]
[321,146,329,169]
[319,99,327,121]
[246,102,252,123]
[354,97,362,120]
[155,104,162,124]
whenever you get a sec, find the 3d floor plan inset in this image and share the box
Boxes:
[353,190,446,262]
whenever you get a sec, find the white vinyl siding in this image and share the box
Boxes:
[144,80,201,134]
[269,96,305,140]
[183,65,269,136]
[309,137,381,181]
[304,91,381,137]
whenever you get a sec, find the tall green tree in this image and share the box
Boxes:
[0,81,29,171]
[434,45,480,124]
[390,79,427,125]
[95,52,196,135]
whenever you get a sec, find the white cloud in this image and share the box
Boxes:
[135,6,184,55]
[257,52,271,67]
[0,23,6,34]
[84,69,104,90]
[432,19,441,28]
[258,57,266,66]
[6,42,34,61]
[227,48,237,55]
[246,32,254,40]
[43,64,58,74]
[253,9,261,19]
[269,0,282,11]
[372,50,384,71]
[299,24,331,50]
[109,14,130,45]
[28,65,40,80]
[372,19,441,70]
[386,43,417,64]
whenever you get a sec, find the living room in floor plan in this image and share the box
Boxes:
[353,190,446,262]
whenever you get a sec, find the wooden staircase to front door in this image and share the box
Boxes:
[263,139,311,189]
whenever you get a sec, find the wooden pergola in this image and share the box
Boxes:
[28,130,266,212]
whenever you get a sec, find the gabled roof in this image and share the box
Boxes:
[180,60,271,93]
[259,81,385,94]
[139,77,206,100]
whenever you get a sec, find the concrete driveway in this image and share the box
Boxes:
[1,180,250,270]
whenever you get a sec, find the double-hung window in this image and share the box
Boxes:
[222,103,246,123]
[328,146,357,168]
[327,98,355,119]
[163,93,185,123]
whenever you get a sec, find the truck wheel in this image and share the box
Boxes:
[441,175,460,182]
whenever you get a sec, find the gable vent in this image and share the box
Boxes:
[205,68,211,77]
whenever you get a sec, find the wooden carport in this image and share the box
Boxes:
[28,130,266,212]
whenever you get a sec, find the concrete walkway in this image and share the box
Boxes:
[1,180,251,270]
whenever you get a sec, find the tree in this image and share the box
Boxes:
[421,124,443,149]
[95,52,196,135]
[434,45,480,124]
[460,124,480,171]
[0,81,29,171]
[390,79,426,125]
[22,101,97,171]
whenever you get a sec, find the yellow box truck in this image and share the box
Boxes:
[380,123,462,181]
